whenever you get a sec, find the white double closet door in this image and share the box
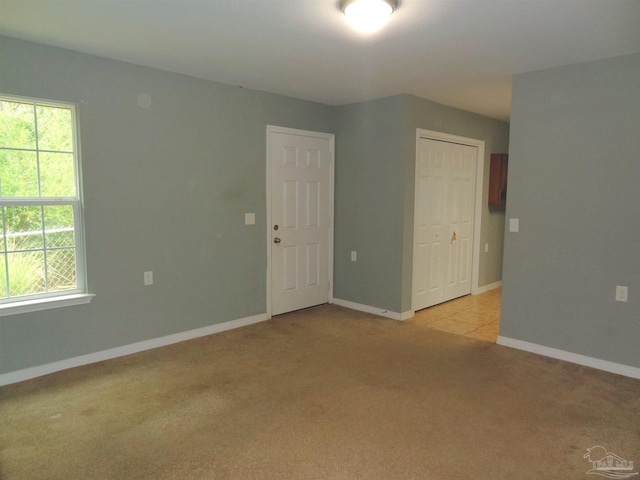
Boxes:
[413,137,477,311]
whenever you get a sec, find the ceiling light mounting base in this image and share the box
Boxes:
[339,0,398,11]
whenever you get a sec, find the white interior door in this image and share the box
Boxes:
[413,137,477,311]
[268,127,333,316]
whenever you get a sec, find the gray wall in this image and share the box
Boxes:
[333,96,410,313]
[0,36,333,374]
[501,53,640,368]
[333,95,510,313]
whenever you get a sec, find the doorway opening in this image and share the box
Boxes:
[407,288,501,342]
[411,130,500,342]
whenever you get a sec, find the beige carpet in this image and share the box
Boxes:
[2,305,639,479]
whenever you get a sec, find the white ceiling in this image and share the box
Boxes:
[1,0,640,122]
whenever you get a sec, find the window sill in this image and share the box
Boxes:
[0,293,95,317]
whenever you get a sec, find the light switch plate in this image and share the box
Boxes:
[144,271,153,286]
[616,286,628,302]
[245,213,255,225]
[509,218,519,232]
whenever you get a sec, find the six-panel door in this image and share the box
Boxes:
[270,131,332,315]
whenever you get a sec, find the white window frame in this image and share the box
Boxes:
[0,94,93,316]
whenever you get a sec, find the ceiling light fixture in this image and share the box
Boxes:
[340,0,398,34]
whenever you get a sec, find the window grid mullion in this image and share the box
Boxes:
[33,102,43,198]
[0,146,74,155]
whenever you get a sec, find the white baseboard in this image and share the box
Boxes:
[497,336,640,380]
[332,298,413,321]
[473,281,502,295]
[0,313,269,387]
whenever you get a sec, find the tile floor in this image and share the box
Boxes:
[406,288,501,342]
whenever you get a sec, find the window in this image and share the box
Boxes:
[0,94,90,312]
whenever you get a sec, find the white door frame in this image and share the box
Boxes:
[266,125,335,318]
[412,129,485,312]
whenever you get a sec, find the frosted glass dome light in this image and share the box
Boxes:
[340,0,398,34]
